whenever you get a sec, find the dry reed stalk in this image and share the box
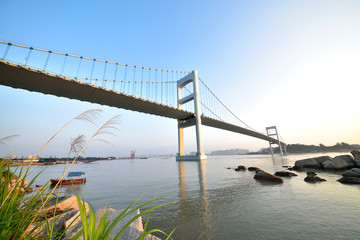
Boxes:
[62,134,87,177]
[22,114,121,238]
[2,109,102,212]
[0,134,19,145]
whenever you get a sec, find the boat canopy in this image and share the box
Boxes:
[67,172,85,177]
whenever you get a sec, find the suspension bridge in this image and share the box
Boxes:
[0,41,286,160]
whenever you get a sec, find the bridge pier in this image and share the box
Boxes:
[176,70,207,161]
[266,126,286,157]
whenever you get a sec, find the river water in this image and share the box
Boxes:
[25,153,360,240]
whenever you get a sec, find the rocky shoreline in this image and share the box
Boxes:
[291,150,360,184]
[229,150,360,185]
[2,169,160,239]
[26,195,160,239]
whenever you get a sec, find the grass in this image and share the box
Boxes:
[0,164,53,239]
[0,110,176,239]
[71,191,176,240]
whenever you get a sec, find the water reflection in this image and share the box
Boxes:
[197,160,211,236]
[271,154,285,165]
[177,160,212,238]
[49,183,84,196]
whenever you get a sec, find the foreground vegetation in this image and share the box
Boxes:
[0,109,175,239]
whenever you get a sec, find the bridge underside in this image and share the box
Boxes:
[179,117,283,144]
[0,60,283,145]
[0,60,193,120]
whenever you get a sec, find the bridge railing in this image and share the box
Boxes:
[0,41,264,135]
[0,41,193,109]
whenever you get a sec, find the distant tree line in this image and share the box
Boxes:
[268,142,360,154]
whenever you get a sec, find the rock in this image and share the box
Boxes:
[335,155,355,167]
[282,166,291,168]
[44,195,87,217]
[274,171,297,177]
[342,168,360,178]
[350,150,360,167]
[337,177,360,184]
[306,171,317,177]
[337,168,360,184]
[293,156,331,170]
[235,165,246,171]
[2,171,30,195]
[304,175,326,183]
[65,208,160,240]
[254,170,283,183]
[27,214,67,239]
[248,167,260,171]
[322,155,354,170]
[287,167,293,171]
[226,167,231,169]
[63,210,82,229]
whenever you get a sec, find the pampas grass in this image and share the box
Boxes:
[1,111,175,239]
[0,134,19,145]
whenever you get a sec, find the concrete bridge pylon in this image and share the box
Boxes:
[176,70,207,161]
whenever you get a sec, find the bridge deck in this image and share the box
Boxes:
[0,60,282,144]
[0,60,193,120]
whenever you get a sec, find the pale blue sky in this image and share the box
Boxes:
[1,0,359,157]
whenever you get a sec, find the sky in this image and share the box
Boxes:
[0,0,359,158]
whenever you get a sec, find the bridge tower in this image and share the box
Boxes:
[266,126,286,157]
[176,70,207,161]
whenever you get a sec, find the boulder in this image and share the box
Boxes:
[65,208,160,240]
[274,171,297,177]
[2,171,30,195]
[322,155,354,170]
[306,172,317,177]
[248,167,260,171]
[293,156,331,170]
[304,173,326,183]
[44,195,87,218]
[337,168,360,184]
[29,208,88,239]
[350,150,360,167]
[338,177,360,184]
[335,155,355,167]
[235,165,246,171]
[342,168,360,178]
[254,170,283,183]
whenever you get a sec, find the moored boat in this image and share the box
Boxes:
[50,171,86,185]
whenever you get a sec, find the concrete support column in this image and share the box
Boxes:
[176,70,207,161]
[192,70,204,156]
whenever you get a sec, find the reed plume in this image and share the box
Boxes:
[0,134,19,144]
[3,109,102,213]
[69,134,87,156]
[35,109,102,157]
[22,114,121,237]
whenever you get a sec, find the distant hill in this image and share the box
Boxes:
[210,148,249,155]
[267,142,360,154]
